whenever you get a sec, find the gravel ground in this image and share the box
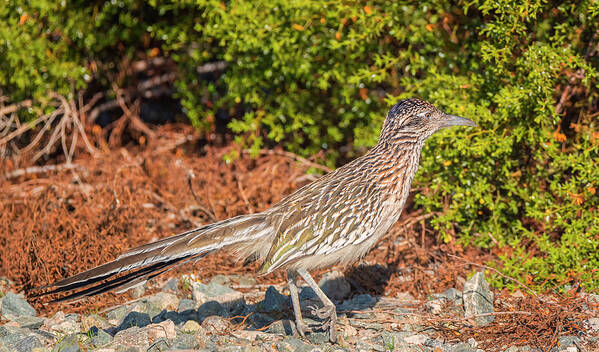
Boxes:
[0,272,596,352]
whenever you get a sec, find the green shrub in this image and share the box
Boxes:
[1,0,598,291]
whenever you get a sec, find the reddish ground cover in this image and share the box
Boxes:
[0,124,594,349]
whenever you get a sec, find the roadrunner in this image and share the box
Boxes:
[35,98,476,342]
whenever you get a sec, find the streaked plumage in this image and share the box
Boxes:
[33,98,476,343]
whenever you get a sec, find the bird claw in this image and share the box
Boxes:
[309,304,335,320]
[295,320,312,338]
[305,304,337,343]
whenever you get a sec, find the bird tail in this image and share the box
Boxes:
[32,213,271,302]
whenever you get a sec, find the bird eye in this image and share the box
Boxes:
[425,112,431,118]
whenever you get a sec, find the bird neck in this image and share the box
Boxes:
[367,132,425,190]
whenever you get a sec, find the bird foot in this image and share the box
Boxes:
[295,320,312,338]
[307,304,337,343]
[308,304,336,320]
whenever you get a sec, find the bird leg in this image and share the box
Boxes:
[297,268,337,343]
[287,269,312,338]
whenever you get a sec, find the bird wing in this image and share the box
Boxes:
[259,163,384,273]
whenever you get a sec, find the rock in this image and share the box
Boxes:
[449,342,478,352]
[192,280,245,313]
[1,292,37,319]
[305,330,330,345]
[10,335,43,352]
[162,278,178,294]
[81,314,110,332]
[87,326,113,348]
[112,326,149,349]
[261,286,288,313]
[14,316,45,329]
[231,330,274,342]
[130,284,146,299]
[201,315,230,334]
[318,271,351,301]
[247,312,275,329]
[192,281,243,305]
[181,320,203,334]
[169,333,203,350]
[144,292,179,318]
[0,327,43,352]
[106,306,128,323]
[51,334,80,352]
[178,298,198,312]
[557,335,581,348]
[338,294,377,311]
[299,286,318,301]
[41,311,80,335]
[587,317,599,332]
[146,339,170,352]
[146,320,177,343]
[265,319,297,336]
[504,346,539,352]
[463,271,494,326]
[209,275,233,286]
[424,299,444,314]
[432,288,463,302]
[276,337,320,352]
[197,301,226,321]
[236,275,258,287]
[116,311,151,332]
[404,334,428,345]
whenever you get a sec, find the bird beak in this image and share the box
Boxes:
[443,114,477,128]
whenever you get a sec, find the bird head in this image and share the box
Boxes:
[381,98,476,141]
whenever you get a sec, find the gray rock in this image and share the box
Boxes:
[276,337,320,352]
[41,311,80,335]
[170,333,203,349]
[0,327,43,352]
[151,309,193,325]
[197,301,226,322]
[449,342,477,352]
[504,346,540,352]
[192,281,236,300]
[162,278,179,294]
[112,326,149,349]
[181,320,203,334]
[463,271,494,326]
[431,287,463,304]
[81,313,110,332]
[261,286,288,313]
[14,316,45,329]
[236,275,258,287]
[305,330,330,345]
[247,312,275,329]
[116,311,151,332]
[557,335,581,348]
[52,333,80,352]
[147,339,170,352]
[424,299,444,314]
[338,294,377,311]
[299,286,318,301]
[1,292,36,319]
[106,306,128,322]
[587,317,599,332]
[209,274,233,286]
[178,298,198,312]
[318,271,351,301]
[266,319,297,336]
[87,326,113,347]
[192,281,245,312]
[144,292,179,318]
[201,315,230,334]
